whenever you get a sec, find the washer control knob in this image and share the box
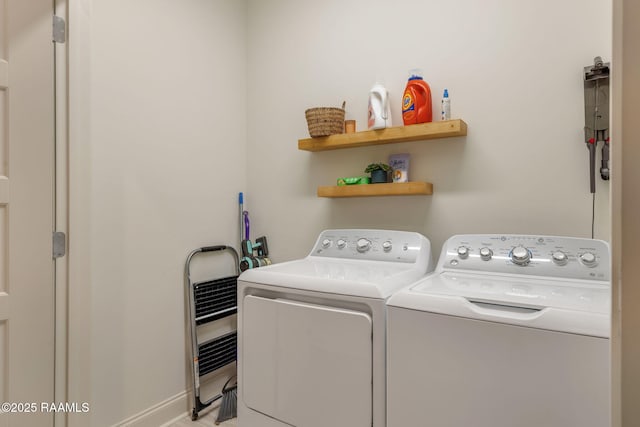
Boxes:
[580,252,598,267]
[552,251,568,266]
[457,246,469,259]
[337,239,347,249]
[510,246,532,266]
[382,241,392,252]
[479,247,493,261]
[356,238,372,253]
[321,239,332,249]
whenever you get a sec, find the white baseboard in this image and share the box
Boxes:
[112,365,234,427]
[113,391,190,427]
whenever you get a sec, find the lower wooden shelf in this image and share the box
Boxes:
[317,182,433,198]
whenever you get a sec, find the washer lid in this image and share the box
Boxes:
[239,257,427,299]
[387,272,610,337]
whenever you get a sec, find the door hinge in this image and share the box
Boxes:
[53,15,66,43]
[53,232,66,259]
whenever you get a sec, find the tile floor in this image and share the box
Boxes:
[169,406,237,427]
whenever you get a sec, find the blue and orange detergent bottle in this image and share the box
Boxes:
[401,69,432,125]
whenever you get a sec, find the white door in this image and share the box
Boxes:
[0,0,56,426]
[243,296,372,427]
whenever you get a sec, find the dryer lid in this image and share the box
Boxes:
[239,257,428,299]
[239,229,434,299]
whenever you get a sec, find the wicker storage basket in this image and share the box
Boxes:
[305,104,345,137]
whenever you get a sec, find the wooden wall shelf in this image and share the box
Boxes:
[317,182,433,198]
[299,119,467,152]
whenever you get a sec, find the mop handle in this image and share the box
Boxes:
[239,192,244,241]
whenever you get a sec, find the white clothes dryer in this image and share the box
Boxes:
[387,234,610,427]
[237,229,434,427]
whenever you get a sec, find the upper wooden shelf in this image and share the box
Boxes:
[298,119,467,152]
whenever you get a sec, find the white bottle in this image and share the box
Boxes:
[441,88,451,121]
[368,83,392,130]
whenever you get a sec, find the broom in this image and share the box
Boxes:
[215,376,237,425]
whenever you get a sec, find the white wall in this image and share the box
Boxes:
[68,0,614,425]
[70,1,248,425]
[246,0,612,261]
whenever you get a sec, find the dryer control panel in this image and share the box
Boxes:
[310,229,431,265]
[441,234,610,282]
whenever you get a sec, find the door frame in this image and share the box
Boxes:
[54,0,69,426]
[65,0,93,426]
[611,1,640,426]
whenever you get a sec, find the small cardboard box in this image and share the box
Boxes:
[389,153,410,183]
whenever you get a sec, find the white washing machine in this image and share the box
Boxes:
[387,234,610,427]
[237,229,434,427]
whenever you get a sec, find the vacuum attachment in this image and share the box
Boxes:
[600,136,610,180]
[240,236,271,271]
[583,56,610,192]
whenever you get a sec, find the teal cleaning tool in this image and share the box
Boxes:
[240,236,270,271]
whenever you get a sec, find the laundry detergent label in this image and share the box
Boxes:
[402,92,415,112]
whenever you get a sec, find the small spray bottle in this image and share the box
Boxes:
[441,89,451,121]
